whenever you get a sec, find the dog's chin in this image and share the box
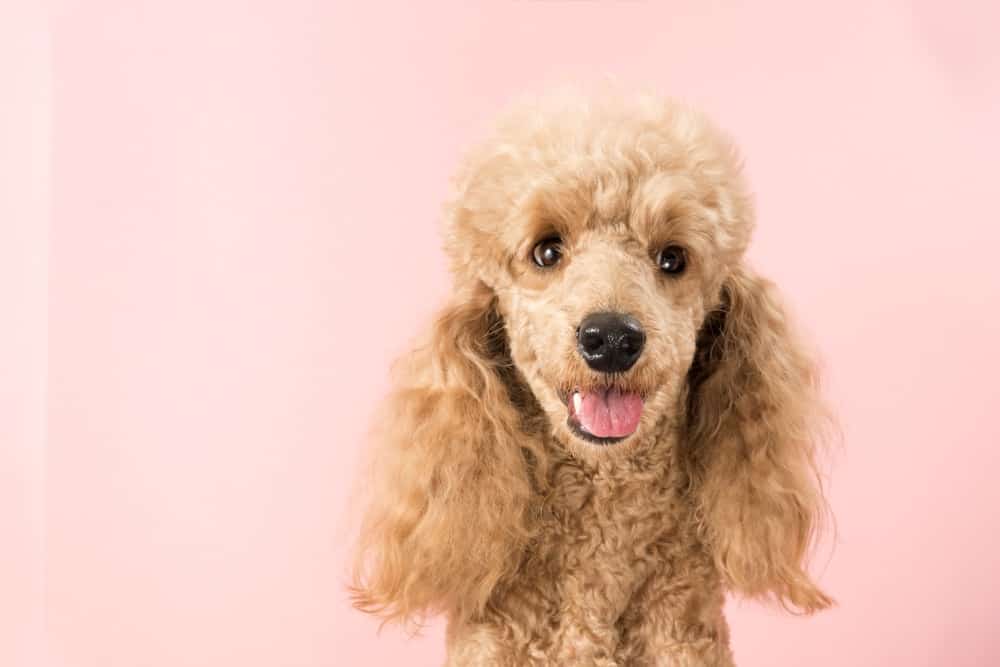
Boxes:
[557,385,647,448]
[565,418,631,446]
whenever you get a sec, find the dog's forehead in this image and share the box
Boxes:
[496,166,720,251]
[447,98,753,283]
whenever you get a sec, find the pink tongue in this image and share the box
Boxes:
[575,388,644,438]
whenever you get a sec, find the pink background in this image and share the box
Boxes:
[4,1,999,665]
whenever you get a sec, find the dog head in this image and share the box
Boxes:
[446,95,752,458]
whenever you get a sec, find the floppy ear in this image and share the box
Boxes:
[684,266,833,613]
[351,281,539,626]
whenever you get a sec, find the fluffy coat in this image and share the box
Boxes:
[352,91,832,666]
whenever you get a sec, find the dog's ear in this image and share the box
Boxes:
[684,266,833,613]
[351,281,538,626]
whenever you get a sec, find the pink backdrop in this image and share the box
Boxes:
[4,1,999,665]
[1,3,48,667]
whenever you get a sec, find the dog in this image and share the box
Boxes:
[352,90,833,666]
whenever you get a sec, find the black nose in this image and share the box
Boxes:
[576,311,645,373]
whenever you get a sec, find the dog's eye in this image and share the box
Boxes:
[532,237,563,268]
[657,245,687,274]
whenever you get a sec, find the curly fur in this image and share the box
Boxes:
[352,90,832,665]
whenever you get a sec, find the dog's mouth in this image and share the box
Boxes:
[561,386,645,445]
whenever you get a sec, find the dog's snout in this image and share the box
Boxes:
[576,311,645,373]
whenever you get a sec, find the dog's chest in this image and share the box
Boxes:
[541,460,682,592]
[455,455,717,665]
[508,459,689,646]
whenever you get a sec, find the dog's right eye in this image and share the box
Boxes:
[532,237,563,268]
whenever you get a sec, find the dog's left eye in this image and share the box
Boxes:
[657,245,688,274]
[532,237,563,268]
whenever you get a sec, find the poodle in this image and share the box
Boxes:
[351,91,832,666]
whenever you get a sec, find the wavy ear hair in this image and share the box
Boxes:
[351,281,539,626]
[685,266,833,613]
